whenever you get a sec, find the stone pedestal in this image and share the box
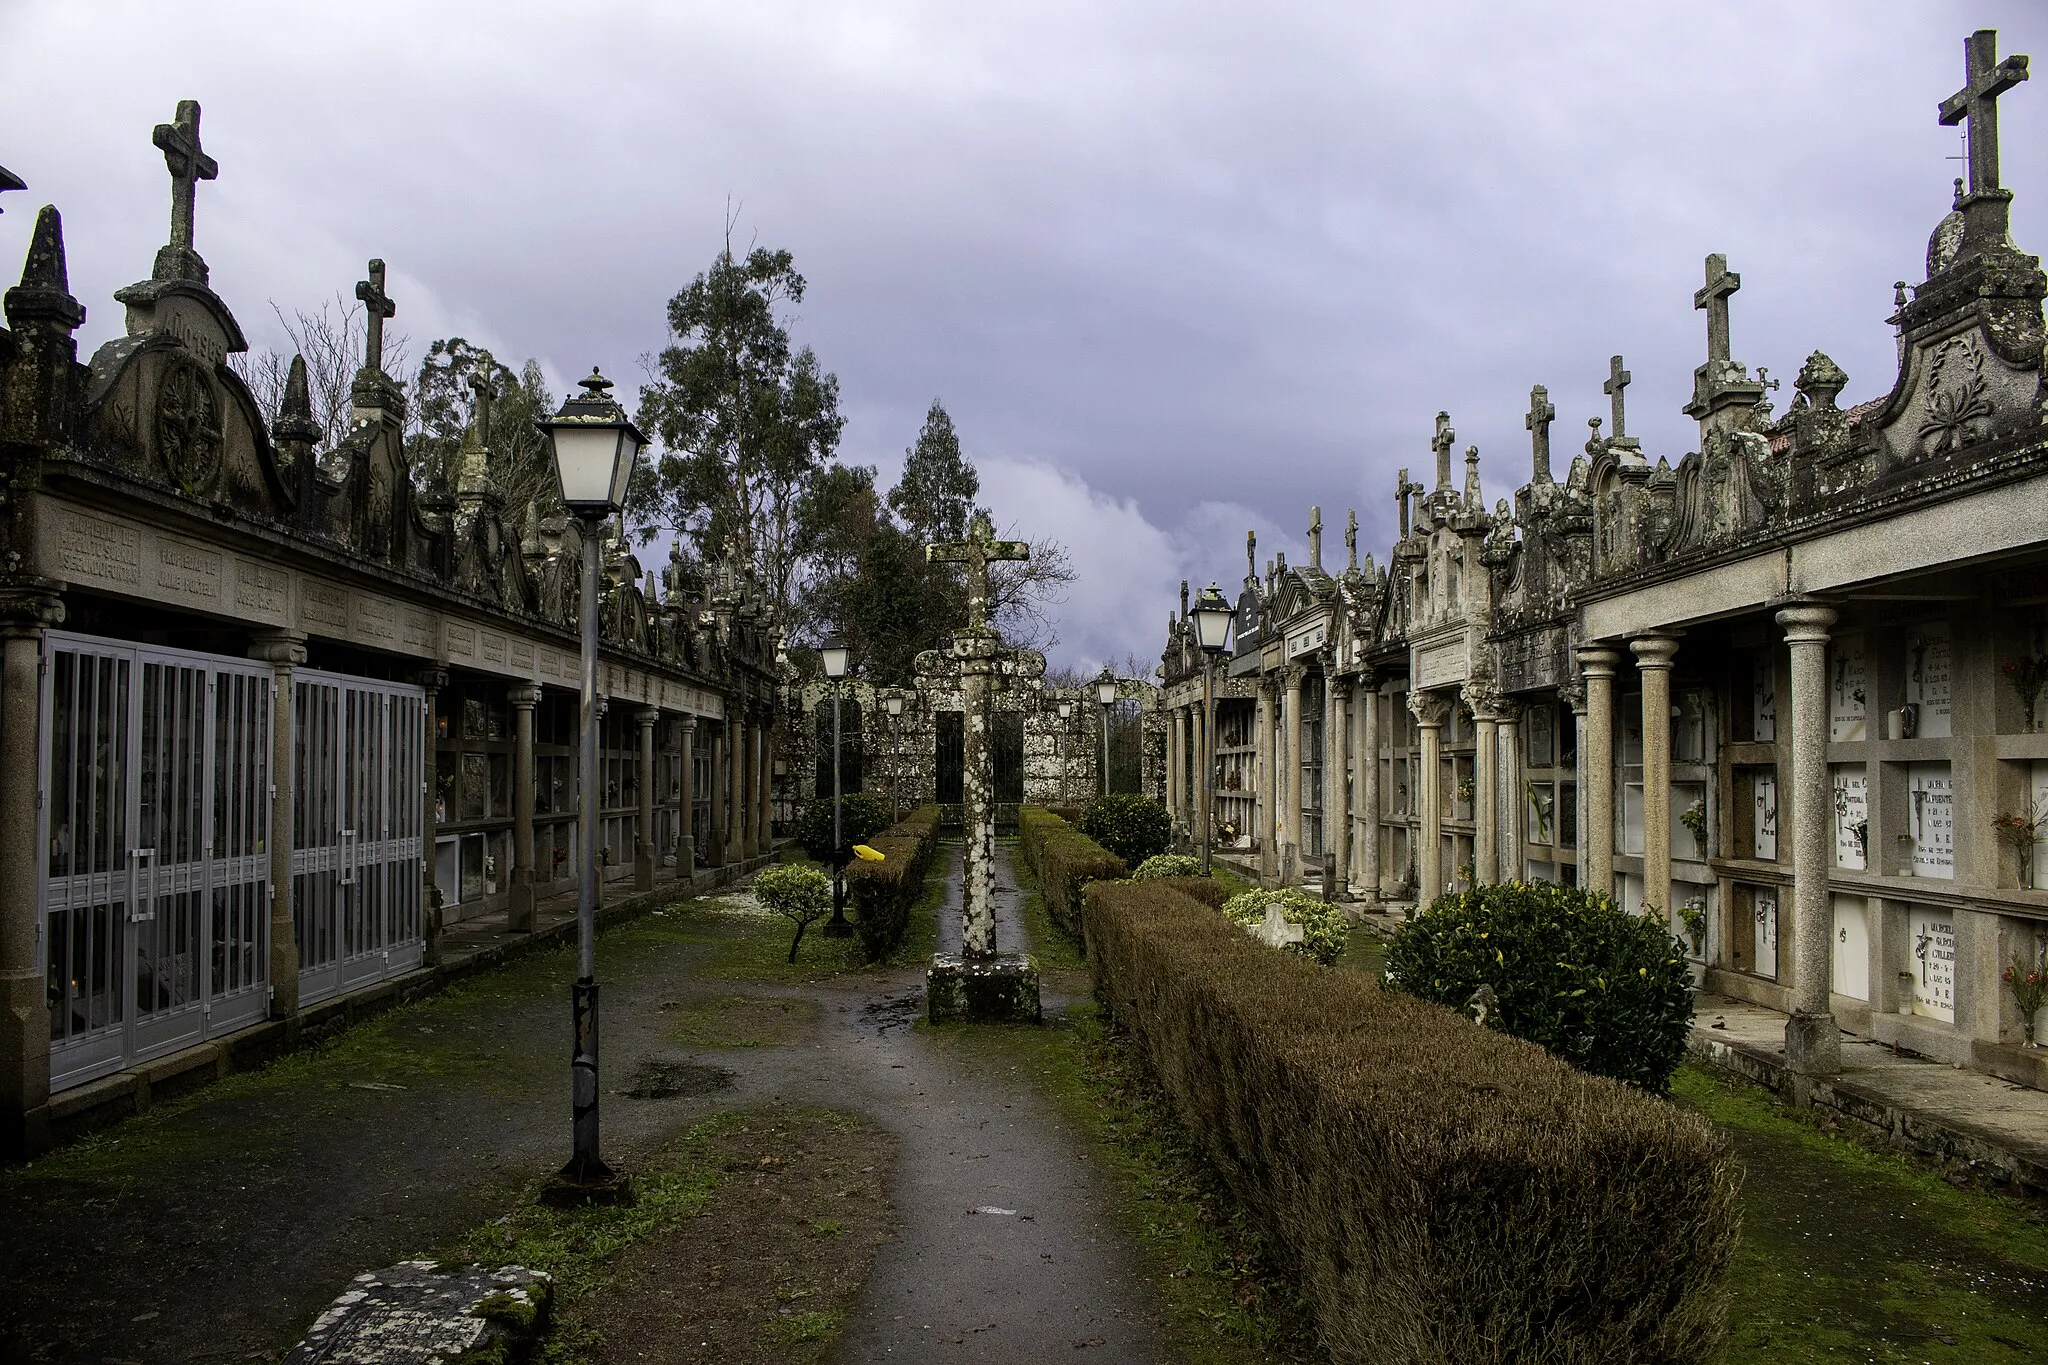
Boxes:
[1784,1010,1843,1077]
[927,952,1043,1025]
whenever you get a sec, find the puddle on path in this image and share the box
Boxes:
[861,992,924,1034]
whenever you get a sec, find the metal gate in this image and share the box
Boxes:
[41,634,273,1092]
[291,670,426,1004]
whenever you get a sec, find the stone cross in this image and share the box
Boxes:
[1525,384,1555,482]
[1396,467,1411,537]
[152,100,216,258]
[1939,29,2028,197]
[1604,354,1632,440]
[926,511,1028,957]
[470,368,494,449]
[356,259,397,374]
[1346,509,1358,570]
[926,510,1027,631]
[1245,530,1256,582]
[1694,254,1740,368]
[1307,506,1322,568]
[1431,412,1455,490]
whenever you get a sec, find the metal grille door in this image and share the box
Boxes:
[291,671,424,1004]
[41,635,272,1092]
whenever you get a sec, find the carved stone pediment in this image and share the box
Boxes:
[1670,429,1779,554]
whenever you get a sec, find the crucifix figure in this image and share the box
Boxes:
[152,99,217,280]
[1307,506,1322,569]
[926,511,1030,959]
[1695,254,1740,369]
[1396,467,1411,537]
[1940,29,2028,198]
[1245,530,1256,583]
[470,368,495,450]
[356,259,397,374]
[1431,412,1455,491]
[1345,509,1358,571]
[1604,354,1632,442]
[1525,383,1556,482]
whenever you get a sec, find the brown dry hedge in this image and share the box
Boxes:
[1017,806,1126,944]
[844,805,942,960]
[1083,878,1740,1365]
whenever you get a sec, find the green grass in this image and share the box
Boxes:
[925,1005,1318,1364]
[1673,1062,2048,1362]
[665,995,823,1048]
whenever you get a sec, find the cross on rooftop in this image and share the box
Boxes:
[1604,354,1632,440]
[1939,28,2028,197]
[470,368,494,448]
[152,100,216,262]
[1345,509,1358,570]
[356,259,396,373]
[1431,412,1455,489]
[1525,384,1555,482]
[1694,254,1740,367]
[927,510,1028,631]
[1307,506,1322,567]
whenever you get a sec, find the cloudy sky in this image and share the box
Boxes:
[3,1,2044,670]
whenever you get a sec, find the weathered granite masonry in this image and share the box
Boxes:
[1159,28,2048,1097]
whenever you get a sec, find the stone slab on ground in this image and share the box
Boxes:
[1689,992,2048,1196]
[283,1260,550,1364]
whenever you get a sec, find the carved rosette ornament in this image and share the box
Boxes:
[154,356,222,494]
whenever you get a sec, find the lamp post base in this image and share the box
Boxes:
[822,875,854,937]
[541,1157,633,1207]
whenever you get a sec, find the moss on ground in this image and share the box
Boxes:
[1672,1062,2048,1362]
[924,1004,1319,1364]
[663,995,822,1048]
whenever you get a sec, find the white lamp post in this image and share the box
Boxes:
[1057,699,1073,805]
[537,367,644,1195]
[884,690,905,820]
[1095,666,1118,798]
[820,636,853,937]
[1191,583,1235,876]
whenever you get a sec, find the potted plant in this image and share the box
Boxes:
[2004,949,2048,1047]
[1680,799,1708,860]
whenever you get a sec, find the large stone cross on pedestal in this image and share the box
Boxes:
[151,99,218,283]
[1940,29,2028,198]
[921,512,1042,1023]
[356,259,396,375]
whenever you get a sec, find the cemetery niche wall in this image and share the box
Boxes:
[1157,28,2048,1093]
[0,100,785,1154]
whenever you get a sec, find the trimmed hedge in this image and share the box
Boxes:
[1151,875,1226,909]
[1385,882,1695,1093]
[1083,879,1738,1365]
[844,805,943,961]
[1017,806,1127,943]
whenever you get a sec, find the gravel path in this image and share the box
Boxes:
[0,841,1164,1363]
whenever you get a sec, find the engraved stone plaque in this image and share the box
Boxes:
[1909,906,1956,1022]
[55,509,143,587]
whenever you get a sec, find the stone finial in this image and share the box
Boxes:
[355,259,396,375]
[1307,505,1322,568]
[1793,351,1848,411]
[1940,29,2029,198]
[150,99,216,284]
[1526,384,1556,483]
[1179,579,1189,617]
[1431,412,1455,490]
[4,204,85,331]
[1463,445,1481,509]
[274,353,320,444]
[1586,416,1604,455]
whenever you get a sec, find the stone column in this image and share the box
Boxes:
[634,706,659,892]
[1498,704,1524,881]
[508,684,540,931]
[959,634,1001,953]
[1330,674,1352,894]
[1471,697,1499,886]
[1411,690,1449,905]
[1283,668,1304,880]
[1257,680,1278,879]
[1778,603,1841,1076]
[756,719,773,855]
[1564,682,1589,881]
[1631,634,1682,919]
[676,715,697,881]
[1576,647,1623,898]
[1359,675,1381,901]
[1,589,62,1155]
[706,722,727,868]
[415,668,449,961]
[248,633,308,1015]
[726,711,745,864]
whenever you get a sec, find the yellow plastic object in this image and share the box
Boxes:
[852,844,885,862]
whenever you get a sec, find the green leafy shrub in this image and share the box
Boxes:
[752,863,831,962]
[1079,793,1172,867]
[844,805,942,961]
[1018,807,1126,944]
[1220,887,1348,966]
[1082,878,1738,1365]
[793,791,893,863]
[1131,853,1204,880]
[1384,880,1695,1093]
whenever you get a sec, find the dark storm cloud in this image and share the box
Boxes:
[2,0,2042,668]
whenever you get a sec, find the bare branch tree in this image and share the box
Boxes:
[227,293,409,450]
